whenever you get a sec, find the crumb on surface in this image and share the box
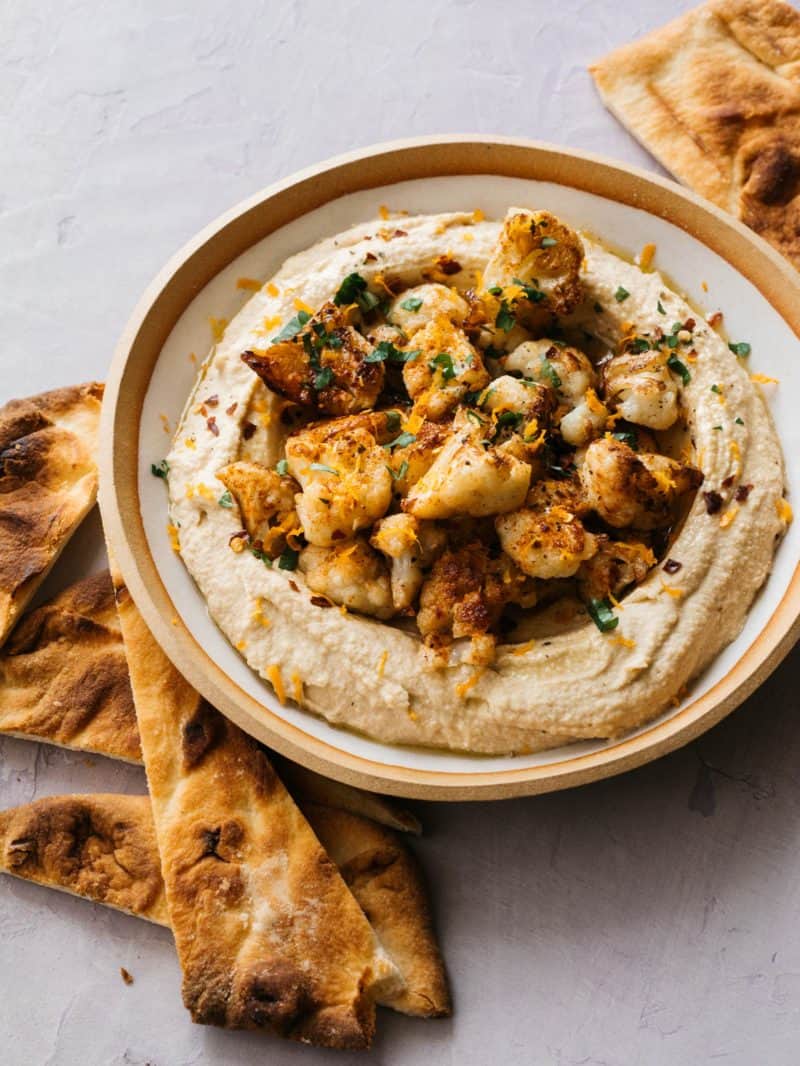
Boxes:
[120,967,134,986]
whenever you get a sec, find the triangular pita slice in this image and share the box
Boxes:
[0,382,104,646]
[111,568,399,1049]
[590,0,800,267]
[0,570,140,762]
[0,793,168,924]
[0,793,449,1019]
[303,802,450,1018]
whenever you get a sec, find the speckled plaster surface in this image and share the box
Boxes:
[2,1,800,1063]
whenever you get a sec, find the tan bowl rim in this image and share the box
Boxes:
[99,134,800,801]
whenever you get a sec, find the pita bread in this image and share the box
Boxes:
[590,0,800,267]
[111,569,400,1049]
[302,803,450,1018]
[0,570,140,762]
[0,383,104,645]
[0,793,449,1018]
[0,793,167,924]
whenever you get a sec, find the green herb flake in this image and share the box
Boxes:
[384,410,402,432]
[429,352,456,380]
[667,354,691,385]
[278,547,299,571]
[309,462,339,476]
[386,460,409,482]
[729,341,751,358]
[540,236,558,248]
[495,301,516,332]
[218,490,234,509]
[614,286,630,303]
[151,459,169,480]
[629,336,651,353]
[400,296,423,312]
[251,548,273,567]
[275,459,289,476]
[711,384,721,394]
[657,300,666,315]
[365,341,421,364]
[587,597,619,633]
[383,431,416,451]
[333,272,380,313]
[495,411,523,430]
[487,285,503,296]
[512,277,546,304]
[735,417,745,425]
[540,356,562,389]
[314,366,334,390]
[271,310,311,343]
[713,425,723,431]
[612,429,639,449]
[466,409,485,425]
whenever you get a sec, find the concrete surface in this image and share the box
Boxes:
[2,1,800,1063]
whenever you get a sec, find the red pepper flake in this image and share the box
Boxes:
[242,421,257,440]
[288,580,300,592]
[331,529,346,541]
[120,968,134,986]
[703,490,723,514]
[226,402,238,416]
[393,229,408,238]
[721,474,735,489]
[735,483,753,503]
[663,558,682,575]
[708,311,723,328]
[436,255,462,275]
[207,416,219,436]
[310,595,334,608]
[364,252,378,262]
[684,318,696,331]
[204,394,219,407]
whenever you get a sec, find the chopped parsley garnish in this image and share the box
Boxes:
[151,459,169,479]
[386,460,409,482]
[540,356,562,389]
[218,490,233,509]
[612,429,639,449]
[333,272,380,312]
[614,286,630,303]
[671,322,684,333]
[587,597,619,633]
[512,277,546,303]
[495,411,523,430]
[667,354,691,385]
[251,547,272,566]
[310,462,339,476]
[487,285,503,296]
[540,236,558,247]
[275,459,289,476]
[313,366,334,390]
[657,300,666,314]
[729,341,751,358]
[429,352,456,380]
[713,425,722,431]
[711,384,721,394]
[384,431,416,451]
[735,417,744,425]
[495,301,516,332]
[278,547,299,571]
[400,296,423,312]
[466,409,486,425]
[365,340,421,364]
[384,410,402,432]
[628,336,651,353]
[271,309,311,343]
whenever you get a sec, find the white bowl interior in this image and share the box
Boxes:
[139,173,800,776]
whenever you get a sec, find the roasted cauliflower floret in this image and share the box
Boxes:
[601,349,680,431]
[404,408,531,520]
[578,536,656,601]
[496,476,598,580]
[388,283,469,335]
[479,374,555,443]
[370,513,446,610]
[216,461,297,547]
[506,340,606,446]
[242,302,383,416]
[286,415,393,545]
[402,317,490,421]
[416,542,519,663]
[579,437,702,530]
[299,539,395,619]
[483,208,584,317]
[385,419,449,497]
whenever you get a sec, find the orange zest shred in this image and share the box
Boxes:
[167,524,180,553]
[612,634,636,649]
[266,282,280,297]
[778,498,793,524]
[290,671,303,703]
[720,505,739,529]
[472,208,485,222]
[236,639,248,652]
[379,204,390,220]
[236,277,262,291]
[266,663,286,705]
[377,649,388,677]
[455,668,485,699]
[751,373,779,385]
[660,581,684,599]
[639,242,656,271]
[209,316,228,343]
[293,297,314,314]
[510,640,535,656]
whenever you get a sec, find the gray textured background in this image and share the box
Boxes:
[2,1,800,1063]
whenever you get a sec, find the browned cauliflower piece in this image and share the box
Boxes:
[402,317,490,421]
[299,539,395,619]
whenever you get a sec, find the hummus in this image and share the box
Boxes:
[166,209,788,755]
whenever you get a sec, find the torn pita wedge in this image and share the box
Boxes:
[111,569,400,1049]
[273,756,421,835]
[302,803,450,1018]
[0,383,104,646]
[0,793,168,924]
[590,0,800,267]
[0,793,449,1019]
[0,570,140,762]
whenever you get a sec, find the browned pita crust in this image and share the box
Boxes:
[0,383,104,645]
[110,569,399,1049]
[0,793,168,924]
[304,803,450,1018]
[590,0,800,267]
[0,571,140,761]
[0,792,448,1019]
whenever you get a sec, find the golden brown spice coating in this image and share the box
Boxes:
[0,570,140,762]
[578,536,656,601]
[242,302,384,415]
[403,317,490,421]
[216,461,297,544]
[0,382,103,646]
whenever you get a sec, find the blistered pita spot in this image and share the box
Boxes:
[240,961,317,1033]
[742,139,800,207]
[181,701,223,769]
